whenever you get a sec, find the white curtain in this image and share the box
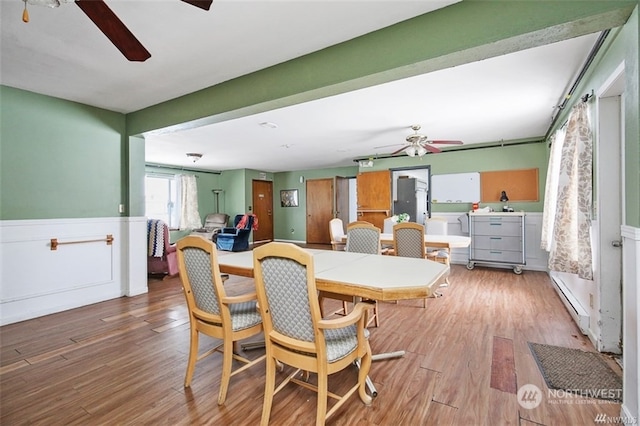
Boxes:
[540,127,565,251]
[543,102,594,280]
[179,174,202,230]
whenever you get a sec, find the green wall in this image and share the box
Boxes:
[546,7,640,226]
[0,86,126,220]
[366,142,548,214]
[274,166,357,241]
[1,1,638,230]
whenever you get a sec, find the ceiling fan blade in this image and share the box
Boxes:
[75,0,151,62]
[180,0,213,11]
[428,140,464,145]
[423,144,442,154]
[390,146,409,156]
[374,143,404,149]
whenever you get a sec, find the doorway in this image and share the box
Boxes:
[306,178,334,244]
[390,166,431,225]
[252,180,273,243]
[594,64,625,352]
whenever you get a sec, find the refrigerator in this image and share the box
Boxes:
[393,177,429,225]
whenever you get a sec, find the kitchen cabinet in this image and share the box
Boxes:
[356,170,391,229]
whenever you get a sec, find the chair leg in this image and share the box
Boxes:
[217,338,234,405]
[316,369,329,426]
[358,349,373,405]
[373,302,379,327]
[184,326,199,387]
[260,356,277,426]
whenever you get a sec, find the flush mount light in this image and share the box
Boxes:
[259,121,278,129]
[186,153,203,163]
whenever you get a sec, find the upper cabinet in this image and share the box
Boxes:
[356,170,391,229]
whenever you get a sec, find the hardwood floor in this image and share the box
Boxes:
[1,249,623,425]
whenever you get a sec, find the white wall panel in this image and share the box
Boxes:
[0,217,145,325]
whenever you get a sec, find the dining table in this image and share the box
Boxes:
[216,246,450,397]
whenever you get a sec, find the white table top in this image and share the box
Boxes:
[217,248,448,301]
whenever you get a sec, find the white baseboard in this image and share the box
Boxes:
[550,273,590,335]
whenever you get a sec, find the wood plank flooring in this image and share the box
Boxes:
[1,247,623,425]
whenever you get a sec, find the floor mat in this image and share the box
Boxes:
[528,342,622,401]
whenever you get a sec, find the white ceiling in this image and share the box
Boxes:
[1,0,600,173]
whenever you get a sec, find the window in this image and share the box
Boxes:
[145,174,179,228]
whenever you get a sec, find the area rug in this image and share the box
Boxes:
[528,342,622,401]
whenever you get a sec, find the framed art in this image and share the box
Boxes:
[280,189,299,207]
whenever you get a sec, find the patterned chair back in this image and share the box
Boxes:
[181,246,221,315]
[345,223,381,254]
[393,222,426,259]
[258,255,316,342]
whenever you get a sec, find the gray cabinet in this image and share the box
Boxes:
[467,212,526,274]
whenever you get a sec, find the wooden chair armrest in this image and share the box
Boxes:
[221,292,258,304]
[317,302,373,330]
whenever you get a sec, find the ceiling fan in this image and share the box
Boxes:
[21,0,213,62]
[376,125,463,157]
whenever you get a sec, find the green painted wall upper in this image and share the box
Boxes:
[1,86,126,220]
[274,166,357,241]
[366,142,548,214]
[546,7,640,226]
[126,1,637,137]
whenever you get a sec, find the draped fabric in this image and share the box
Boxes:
[179,174,202,230]
[147,219,165,257]
[540,127,565,252]
[545,102,594,280]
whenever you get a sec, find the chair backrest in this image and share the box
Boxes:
[203,213,229,230]
[232,214,255,231]
[329,218,346,250]
[253,242,321,349]
[176,236,227,318]
[425,217,448,235]
[345,222,381,254]
[393,222,426,259]
[383,217,395,234]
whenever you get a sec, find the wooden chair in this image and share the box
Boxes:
[344,221,383,326]
[328,218,346,251]
[176,235,265,405]
[253,242,373,426]
[392,222,429,307]
[425,217,450,286]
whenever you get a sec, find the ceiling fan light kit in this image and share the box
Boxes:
[186,153,203,163]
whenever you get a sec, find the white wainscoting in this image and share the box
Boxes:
[621,225,639,424]
[0,217,147,325]
[432,212,548,271]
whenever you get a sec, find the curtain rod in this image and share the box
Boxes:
[544,29,610,140]
[145,163,221,175]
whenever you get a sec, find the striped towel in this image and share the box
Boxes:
[147,219,165,257]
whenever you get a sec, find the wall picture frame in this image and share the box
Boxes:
[280,189,299,207]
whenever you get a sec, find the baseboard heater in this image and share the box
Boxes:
[550,275,589,335]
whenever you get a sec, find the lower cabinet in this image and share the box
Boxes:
[467,212,526,274]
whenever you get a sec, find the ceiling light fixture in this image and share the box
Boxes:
[259,121,278,129]
[186,153,203,163]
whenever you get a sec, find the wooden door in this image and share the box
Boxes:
[306,178,333,244]
[252,180,273,243]
[356,170,391,229]
[335,176,349,229]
